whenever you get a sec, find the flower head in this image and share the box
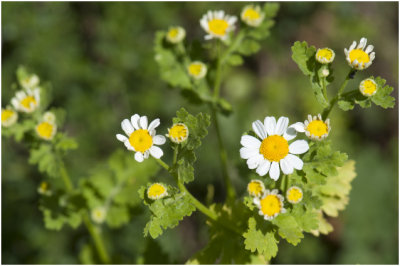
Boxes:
[20,74,40,90]
[36,112,57,141]
[253,189,286,220]
[1,107,18,127]
[344,37,375,70]
[187,61,207,79]
[303,114,331,141]
[359,78,378,97]
[286,186,303,204]
[116,114,166,162]
[247,179,265,197]
[166,26,186,44]
[166,123,189,143]
[316,48,335,64]
[91,207,107,224]
[200,10,237,40]
[147,183,168,200]
[37,181,52,196]
[11,88,40,113]
[241,5,264,27]
[240,116,309,181]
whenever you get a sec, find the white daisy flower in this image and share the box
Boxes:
[147,183,168,200]
[200,10,237,40]
[11,88,40,113]
[35,112,57,141]
[315,48,335,64]
[344,37,375,70]
[240,116,309,181]
[91,206,107,224]
[1,106,18,127]
[247,179,265,197]
[166,26,186,44]
[286,186,303,204]
[116,114,166,162]
[302,114,331,141]
[253,189,286,220]
[241,5,264,27]
[166,123,189,144]
[187,61,207,79]
[20,74,40,89]
[359,78,378,97]
[37,181,52,196]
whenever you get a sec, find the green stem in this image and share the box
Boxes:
[321,77,328,102]
[322,68,356,120]
[156,158,170,171]
[59,163,73,192]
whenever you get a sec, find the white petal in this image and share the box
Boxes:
[283,127,297,141]
[240,135,261,149]
[148,118,160,132]
[116,134,128,142]
[252,120,267,139]
[365,44,374,54]
[121,119,134,135]
[247,154,264,169]
[253,197,260,206]
[264,116,276,136]
[358,37,367,49]
[269,162,280,181]
[280,157,294,175]
[124,141,134,151]
[289,140,309,154]
[370,52,375,60]
[11,99,19,109]
[144,150,150,159]
[153,135,166,145]
[275,117,289,135]
[134,152,144,162]
[291,122,306,132]
[149,146,163,159]
[285,154,303,170]
[139,116,148,129]
[349,41,357,51]
[131,114,140,129]
[256,160,271,176]
[240,147,259,159]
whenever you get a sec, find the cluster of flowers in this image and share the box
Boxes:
[164,5,266,80]
[316,37,378,96]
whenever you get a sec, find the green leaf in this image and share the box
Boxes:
[271,213,304,246]
[290,205,319,233]
[243,217,279,261]
[338,99,355,111]
[29,144,61,178]
[54,133,78,152]
[238,39,261,56]
[310,210,334,236]
[105,205,130,228]
[226,54,244,66]
[371,76,395,108]
[263,3,280,18]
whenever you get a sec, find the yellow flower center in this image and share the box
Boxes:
[243,8,260,20]
[20,96,37,109]
[260,195,281,217]
[287,188,303,203]
[148,184,166,198]
[259,135,289,162]
[188,63,203,76]
[129,129,153,152]
[306,120,328,137]
[37,122,54,139]
[168,28,179,38]
[94,210,104,219]
[248,181,263,196]
[169,124,188,141]
[208,19,229,36]
[316,48,333,60]
[361,80,377,96]
[349,49,370,64]
[40,182,48,191]
[2,110,14,122]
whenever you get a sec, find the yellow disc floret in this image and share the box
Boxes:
[91,207,107,224]
[2,108,18,127]
[260,195,282,217]
[242,8,260,20]
[147,183,168,200]
[316,48,335,64]
[359,78,378,96]
[20,96,37,110]
[247,179,265,197]
[349,49,370,66]
[208,19,229,36]
[286,186,303,204]
[167,123,189,143]
[2,109,14,122]
[306,120,328,137]
[166,26,185,43]
[38,181,52,196]
[259,135,289,162]
[36,122,56,140]
[129,129,153,152]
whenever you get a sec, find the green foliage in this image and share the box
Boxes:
[272,213,304,246]
[29,144,62,178]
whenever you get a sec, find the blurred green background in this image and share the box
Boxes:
[2,2,398,264]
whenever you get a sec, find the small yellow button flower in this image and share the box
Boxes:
[316,48,335,64]
[166,123,189,144]
[147,183,168,200]
[91,206,107,224]
[344,37,375,70]
[166,26,186,44]
[303,114,331,141]
[286,186,303,204]
[1,107,18,127]
[359,78,378,97]
[253,189,286,220]
[11,88,40,113]
[37,181,52,196]
[20,74,40,89]
[35,112,57,141]
[187,61,207,79]
[247,179,265,197]
[200,10,237,40]
[241,5,264,27]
